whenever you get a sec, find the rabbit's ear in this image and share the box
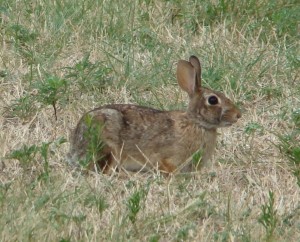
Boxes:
[189,55,201,88]
[176,56,201,97]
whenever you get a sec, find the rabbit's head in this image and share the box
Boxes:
[177,56,241,129]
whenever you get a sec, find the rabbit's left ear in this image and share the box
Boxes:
[176,55,201,97]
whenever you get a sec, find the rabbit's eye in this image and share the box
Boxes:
[208,96,218,105]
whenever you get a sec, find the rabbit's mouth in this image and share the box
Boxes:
[219,120,237,127]
[222,122,234,127]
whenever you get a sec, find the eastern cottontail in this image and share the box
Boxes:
[67,55,241,174]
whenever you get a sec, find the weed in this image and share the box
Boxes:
[276,107,300,187]
[79,114,106,169]
[184,192,215,219]
[34,194,51,212]
[84,194,108,217]
[0,70,8,78]
[35,76,68,120]
[38,142,51,182]
[7,144,39,169]
[6,76,68,120]
[6,138,66,178]
[192,149,203,169]
[148,234,160,242]
[6,23,38,45]
[176,223,195,241]
[278,129,300,187]
[127,190,143,224]
[49,208,86,225]
[7,95,37,119]
[258,191,278,242]
[126,183,150,224]
[244,122,264,135]
[261,87,283,100]
[0,183,11,206]
[59,239,71,242]
[292,110,300,127]
[63,53,113,93]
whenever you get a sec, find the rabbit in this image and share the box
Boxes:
[67,55,241,174]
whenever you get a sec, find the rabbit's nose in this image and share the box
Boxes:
[230,110,242,123]
[236,111,242,119]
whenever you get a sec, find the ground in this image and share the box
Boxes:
[0,0,299,241]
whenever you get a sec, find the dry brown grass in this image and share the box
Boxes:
[1,0,299,241]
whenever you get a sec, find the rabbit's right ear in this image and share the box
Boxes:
[176,55,202,97]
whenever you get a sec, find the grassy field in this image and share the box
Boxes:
[1,0,300,241]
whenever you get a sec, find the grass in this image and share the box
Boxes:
[1,0,300,241]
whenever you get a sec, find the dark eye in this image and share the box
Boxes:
[208,96,218,105]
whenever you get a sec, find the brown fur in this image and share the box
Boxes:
[67,56,241,174]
